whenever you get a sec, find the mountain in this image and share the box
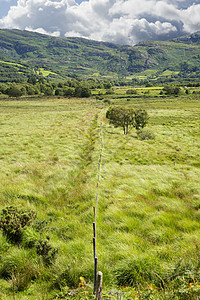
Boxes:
[0,29,200,82]
[172,31,200,44]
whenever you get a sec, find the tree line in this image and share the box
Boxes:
[0,75,114,98]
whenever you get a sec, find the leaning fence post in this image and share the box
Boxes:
[96,271,103,300]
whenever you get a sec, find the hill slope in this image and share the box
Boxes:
[0,29,200,81]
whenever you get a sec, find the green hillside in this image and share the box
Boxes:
[0,29,200,82]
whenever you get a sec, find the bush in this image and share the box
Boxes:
[163,85,180,95]
[36,239,59,265]
[126,89,137,95]
[137,129,155,140]
[63,87,74,97]
[105,89,114,95]
[0,206,36,243]
[6,86,23,97]
[74,86,91,98]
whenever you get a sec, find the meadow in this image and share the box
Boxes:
[0,92,200,299]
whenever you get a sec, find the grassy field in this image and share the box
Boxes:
[0,93,200,299]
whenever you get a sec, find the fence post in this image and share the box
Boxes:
[96,271,103,300]
[94,256,98,294]
[93,206,97,295]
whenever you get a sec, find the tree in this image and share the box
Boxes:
[126,89,137,95]
[6,86,23,98]
[163,85,180,95]
[27,75,37,85]
[106,106,149,134]
[106,106,135,134]
[134,109,149,130]
[63,87,74,97]
[74,86,91,98]
[103,80,112,89]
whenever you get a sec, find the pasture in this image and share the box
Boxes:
[0,93,200,299]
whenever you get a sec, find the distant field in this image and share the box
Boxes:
[36,68,58,77]
[0,94,200,299]
[0,60,24,68]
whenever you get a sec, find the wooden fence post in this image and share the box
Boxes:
[96,271,103,300]
[93,206,98,295]
[94,256,98,294]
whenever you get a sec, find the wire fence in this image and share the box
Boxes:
[93,109,104,299]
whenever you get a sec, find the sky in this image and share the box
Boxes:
[0,0,200,45]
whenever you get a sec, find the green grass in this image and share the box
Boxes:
[36,68,58,77]
[0,60,25,68]
[0,94,200,298]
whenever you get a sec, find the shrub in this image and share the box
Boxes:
[36,239,59,265]
[137,129,155,140]
[105,89,114,95]
[6,86,23,97]
[126,89,137,95]
[104,99,111,105]
[163,85,180,95]
[63,87,74,97]
[0,206,36,243]
[74,86,91,98]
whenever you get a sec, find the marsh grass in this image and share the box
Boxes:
[0,95,200,298]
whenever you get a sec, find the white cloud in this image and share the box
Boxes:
[0,0,200,45]
[180,4,200,33]
[25,26,61,36]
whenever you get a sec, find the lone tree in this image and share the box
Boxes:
[106,106,134,134]
[106,106,149,134]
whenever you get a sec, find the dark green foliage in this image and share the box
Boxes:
[74,86,91,98]
[0,206,36,243]
[106,106,135,134]
[55,88,63,96]
[103,80,112,89]
[126,89,137,95]
[36,239,58,265]
[163,85,181,95]
[6,86,23,97]
[134,108,149,130]
[106,106,149,134]
[27,75,37,85]
[105,89,114,95]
